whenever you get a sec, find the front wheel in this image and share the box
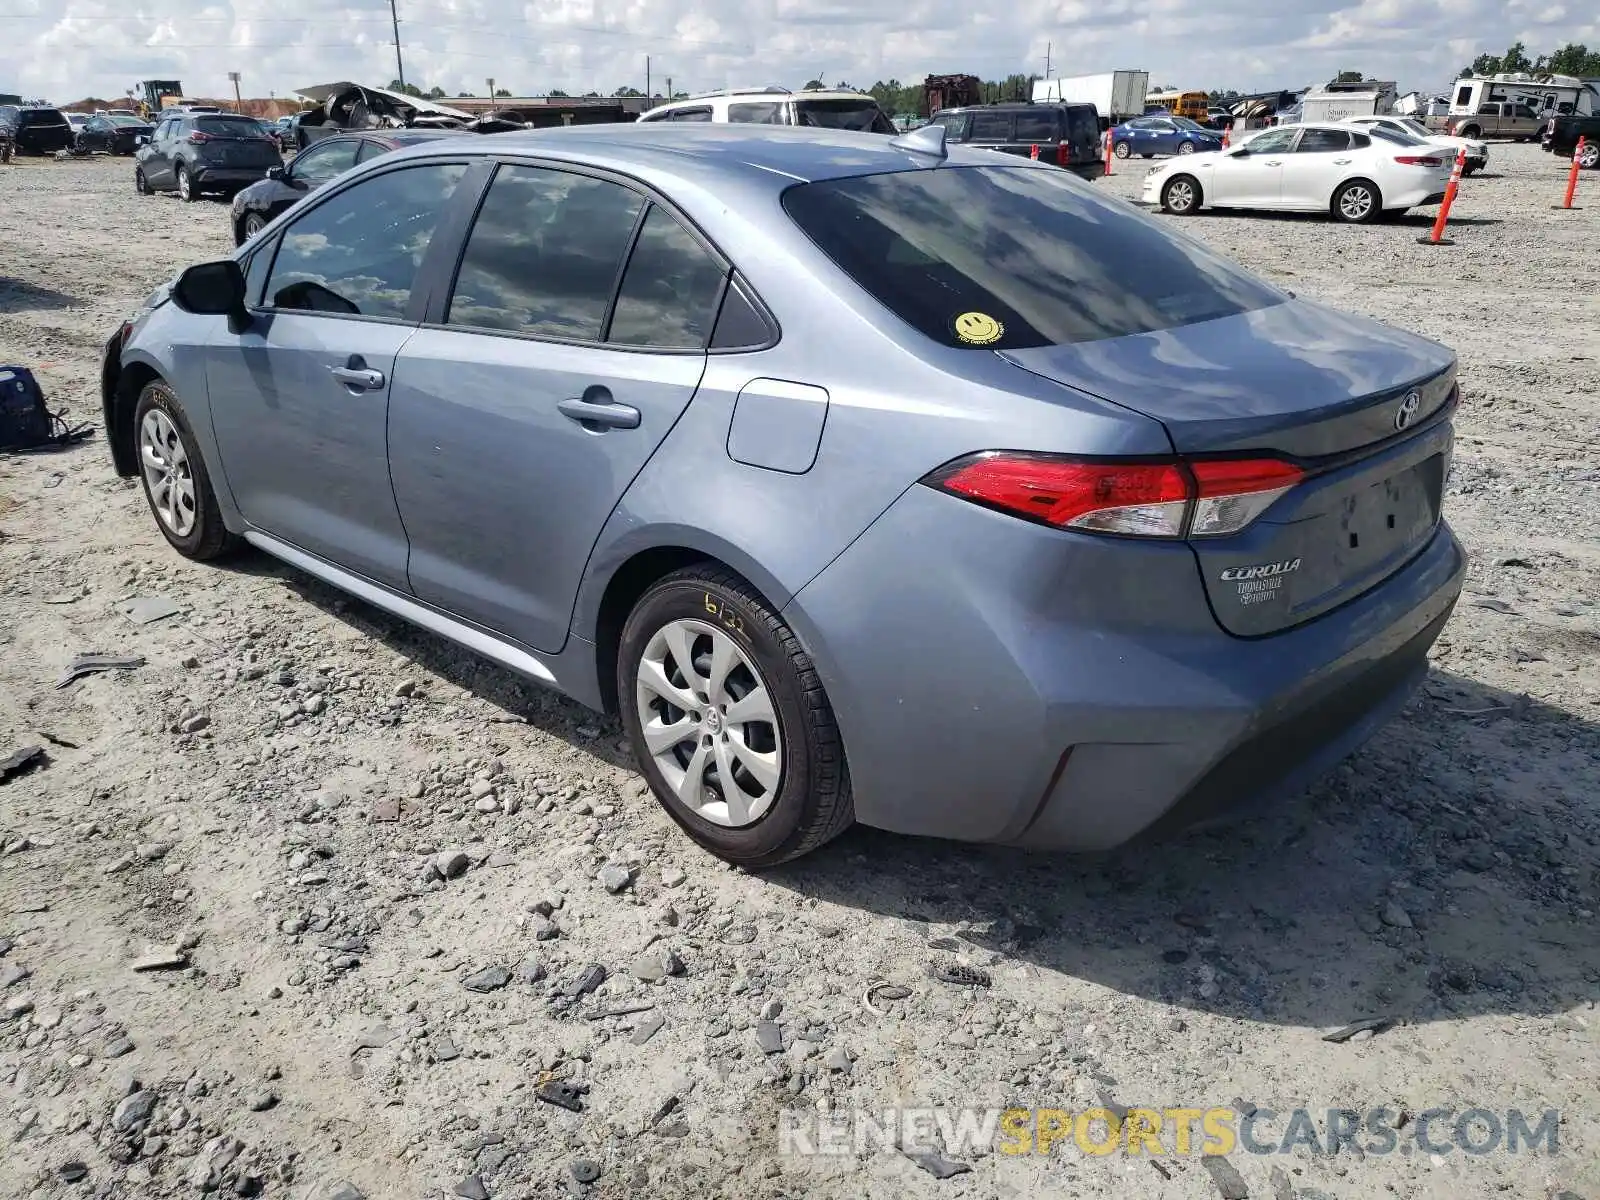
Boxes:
[238,211,267,245]
[1161,174,1202,215]
[618,566,853,867]
[134,382,238,560]
[1333,178,1382,224]
[1579,142,1600,169]
[1114,141,1131,159]
[134,167,151,195]
[1177,140,1196,155]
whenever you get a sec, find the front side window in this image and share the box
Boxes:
[728,102,785,125]
[265,162,468,318]
[669,107,713,123]
[1241,128,1298,153]
[446,165,644,340]
[608,206,727,349]
[291,140,358,188]
[782,165,1283,350]
[968,111,1012,141]
[1013,111,1059,142]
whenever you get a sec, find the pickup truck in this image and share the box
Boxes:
[1449,102,1543,140]
[1543,113,1600,167]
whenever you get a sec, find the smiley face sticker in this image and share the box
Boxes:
[952,311,1004,345]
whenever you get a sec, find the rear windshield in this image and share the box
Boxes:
[195,116,264,136]
[1364,124,1427,146]
[19,109,68,126]
[109,115,147,127]
[783,166,1283,349]
[793,99,894,134]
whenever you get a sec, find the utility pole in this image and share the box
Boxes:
[487,77,495,100]
[388,0,405,89]
[228,71,242,112]
[1044,42,1051,79]
[646,55,650,100]
[666,75,672,101]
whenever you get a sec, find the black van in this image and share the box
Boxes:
[925,102,1104,181]
[0,105,75,156]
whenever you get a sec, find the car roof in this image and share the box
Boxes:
[384,122,1018,186]
[946,102,1085,113]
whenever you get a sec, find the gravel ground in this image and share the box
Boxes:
[1,143,1598,1200]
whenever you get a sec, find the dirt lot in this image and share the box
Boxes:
[1,144,1598,1200]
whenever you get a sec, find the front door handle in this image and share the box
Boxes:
[328,354,384,391]
[1333,157,1352,164]
[558,392,640,430]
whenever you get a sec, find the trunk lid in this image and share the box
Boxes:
[1000,299,1458,635]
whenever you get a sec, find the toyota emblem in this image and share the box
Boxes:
[1394,391,1421,431]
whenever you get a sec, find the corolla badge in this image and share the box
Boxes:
[1219,558,1302,582]
[1394,390,1422,431]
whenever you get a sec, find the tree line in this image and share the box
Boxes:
[1460,42,1600,78]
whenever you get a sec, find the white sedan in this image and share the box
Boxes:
[1339,115,1488,175]
[1140,122,1454,223]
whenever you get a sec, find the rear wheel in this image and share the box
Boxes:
[1161,174,1202,215]
[618,566,852,867]
[176,163,195,201]
[1177,141,1196,155]
[1457,124,1481,139]
[1114,141,1131,159]
[1333,178,1381,224]
[134,382,237,561]
[1579,141,1600,169]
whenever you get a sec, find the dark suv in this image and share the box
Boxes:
[0,105,75,155]
[925,102,1104,181]
[134,113,282,201]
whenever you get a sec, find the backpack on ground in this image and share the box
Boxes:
[0,365,93,452]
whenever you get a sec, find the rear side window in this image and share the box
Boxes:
[446,165,644,340]
[728,102,785,125]
[792,99,894,133]
[668,107,713,122]
[1066,107,1098,143]
[1295,128,1351,152]
[1013,111,1059,142]
[968,111,1012,141]
[354,139,388,164]
[19,108,68,126]
[608,206,727,349]
[266,162,468,319]
[782,166,1283,349]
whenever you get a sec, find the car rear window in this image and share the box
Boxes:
[782,166,1283,349]
[793,99,894,133]
[18,109,68,126]
[195,116,263,136]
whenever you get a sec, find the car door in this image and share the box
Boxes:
[1277,126,1355,209]
[204,159,477,589]
[1146,118,1179,154]
[286,137,359,193]
[142,120,174,184]
[386,161,727,653]
[82,117,109,152]
[1207,126,1298,207]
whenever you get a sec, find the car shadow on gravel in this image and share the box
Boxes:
[763,668,1600,1032]
[0,278,81,313]
[224,553,1600,1030]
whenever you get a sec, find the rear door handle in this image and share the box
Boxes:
[559,394,640,430]
[1333,157,1352,164]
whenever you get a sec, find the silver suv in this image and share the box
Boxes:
[637,86,894,133]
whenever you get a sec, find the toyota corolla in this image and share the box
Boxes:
[101,123,1464,866]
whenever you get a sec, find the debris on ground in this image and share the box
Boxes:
[53,652,144,688]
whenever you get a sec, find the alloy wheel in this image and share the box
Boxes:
[1580,142,1599,169]
[1165,178,1197,212]
[139,409,197,537]
[177,167,191,200]
[1114,141,1131,159]
[1339,185,1374,221]
[244,213,265,238]
[634,617,782,828]
[1178,141,1196,155]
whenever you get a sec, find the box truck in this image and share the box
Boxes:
[1032,71,1150,127]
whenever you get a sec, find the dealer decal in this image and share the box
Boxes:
[1220,558,1301,606]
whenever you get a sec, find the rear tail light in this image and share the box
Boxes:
[1393,155,1444,166]
[186,130,212,144]
[923,452,1305,539]
[1056,142,1070,167]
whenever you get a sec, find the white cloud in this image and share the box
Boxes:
[4,0,1597,105]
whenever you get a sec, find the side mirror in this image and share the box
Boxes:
[267,164,287,182]
[172,260,251,333]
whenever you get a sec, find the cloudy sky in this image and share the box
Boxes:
[4,0,1596,106]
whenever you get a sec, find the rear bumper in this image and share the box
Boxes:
[1419,190,1448,206]
[191,165,275,187]
[783,484,1465,851]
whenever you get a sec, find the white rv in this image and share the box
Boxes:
[1296,79,1398,123]
[1449,73,1598,118]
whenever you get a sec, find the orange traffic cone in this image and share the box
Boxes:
[1221,124,1231,148]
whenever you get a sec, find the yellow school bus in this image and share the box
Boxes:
[1146,90,1210,122]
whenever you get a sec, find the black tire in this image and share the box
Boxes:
[243,212,266,239]
[1461,163,1478,177]
[1114,141,1131,159]
[176,163,196,201]
[1332,178,1382,224]
[134,167,151,195]
[1161,173,1202,215]
[1457,125,1481,140]
[618,565,853,867]
[133,381,238,561]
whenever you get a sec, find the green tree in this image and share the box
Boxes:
[388,79,425,98]
[1335,70,1364,83]
[494,88,511,97]
[548,88,569,98]
[614,86,642,97]
[1543,43,1600,75]
[427,86,446,99]
[802,79,824,90]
